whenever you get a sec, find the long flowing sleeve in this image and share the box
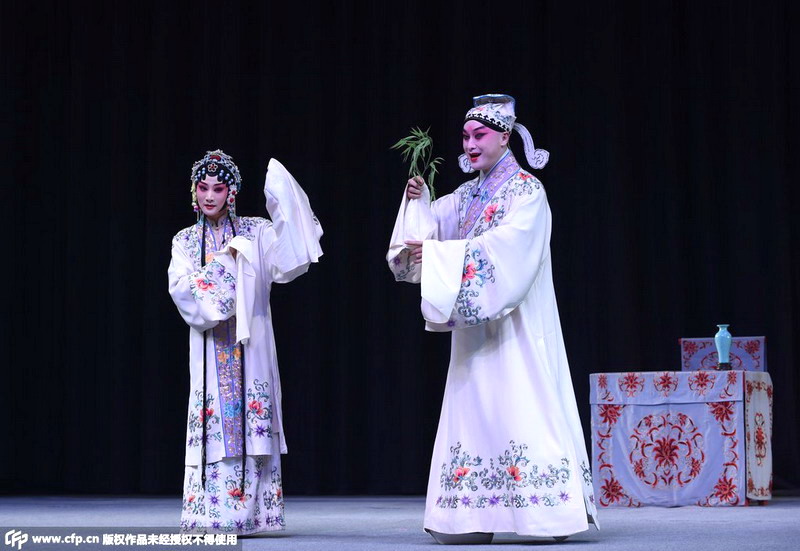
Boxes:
[168,237,238,332]
[260,158,324,284]
[387,184,461,283]
[421,186,551,330]
[214,158,323,343]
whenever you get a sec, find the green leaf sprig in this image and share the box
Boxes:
[391,127,444,200]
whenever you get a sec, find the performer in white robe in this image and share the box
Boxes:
[388,95,598,542]
[169,150,322,534]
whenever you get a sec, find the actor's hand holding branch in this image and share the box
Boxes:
[406,176,424,200]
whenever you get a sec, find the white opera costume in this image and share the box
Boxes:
[388,96,598,537]
[169,157,322,534]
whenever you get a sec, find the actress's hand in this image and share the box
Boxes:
[405,240,423,264]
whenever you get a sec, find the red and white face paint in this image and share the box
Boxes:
[462,120,509,173]
[195,175,228,223]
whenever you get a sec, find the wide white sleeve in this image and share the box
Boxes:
[387,185,460,283]
[260,158,324,284]
[168,237,237,332]
[421,187,551,330]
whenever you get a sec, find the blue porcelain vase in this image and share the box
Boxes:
[715,324,732,369]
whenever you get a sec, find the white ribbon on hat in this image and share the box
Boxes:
[513,122,549,170]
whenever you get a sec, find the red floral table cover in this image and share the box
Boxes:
[589,371,772,507]
[679,336,767,371]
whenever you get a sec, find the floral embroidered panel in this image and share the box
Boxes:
[433,441,585,511]
[589,371,773,506]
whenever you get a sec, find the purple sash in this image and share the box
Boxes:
[459,153,520,238]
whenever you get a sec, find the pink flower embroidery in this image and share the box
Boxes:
[453,466,470,483]
[198,407,214,422]
[195,278,214,291]
[506,466,522,482]
[462,263,477,282]
[483,204,498,222]
[249,400,264,416]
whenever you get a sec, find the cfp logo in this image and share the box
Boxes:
[4,530,28,550]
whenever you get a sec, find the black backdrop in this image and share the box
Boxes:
[3,1,798,495]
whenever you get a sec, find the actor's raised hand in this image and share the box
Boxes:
[406,176,424,200]
[405,240,423,264]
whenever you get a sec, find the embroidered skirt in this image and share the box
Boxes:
[180,451,285,535]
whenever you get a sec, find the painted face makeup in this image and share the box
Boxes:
[196,175,228,222]
[462,120,509,173]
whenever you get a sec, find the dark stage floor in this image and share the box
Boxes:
[1,496,798,550]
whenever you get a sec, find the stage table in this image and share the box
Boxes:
[589,370,772,507]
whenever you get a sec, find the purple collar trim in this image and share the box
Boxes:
[460,153,520,238]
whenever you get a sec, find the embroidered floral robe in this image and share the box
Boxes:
[388,151,598,537]
[169,158,322,507]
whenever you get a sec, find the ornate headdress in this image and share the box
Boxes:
[459,94,550,173]
[190,149,243,217]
